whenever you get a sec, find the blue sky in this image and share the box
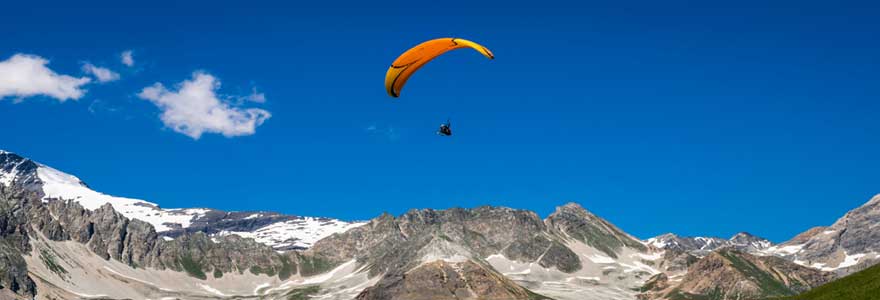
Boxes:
[2,0,878,242]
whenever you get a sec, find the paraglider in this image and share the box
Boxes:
[437,119,452,136]
[384,38,494,136]
[385,37,494,98]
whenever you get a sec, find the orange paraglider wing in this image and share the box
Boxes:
[385,38,494,97]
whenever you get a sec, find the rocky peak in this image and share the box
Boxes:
[766,194,880,274]
[0,151,41,192]
[833,193,880,228]
[546,202,646,257]
[729,232,773,251]
[554,202,588,213]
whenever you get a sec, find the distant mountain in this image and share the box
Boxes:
[0,150,362,250]
[761,194,880,274]
[645,232,773,256]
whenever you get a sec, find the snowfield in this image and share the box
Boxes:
[37,165,204,232]
[216,218,365,249]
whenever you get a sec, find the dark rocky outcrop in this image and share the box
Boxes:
[0,186,37,298]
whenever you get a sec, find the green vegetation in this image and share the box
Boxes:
[436,232,453,242]
[661,286,738,300]
[566,223,622,258]
[39,248,67,277]
[770,263,880,300]
[249,265,276,276]
[213,267,223,278]
[285,285,320,300]
[278,255,295,280]
[178,253,206,280]
[299,256,338,277]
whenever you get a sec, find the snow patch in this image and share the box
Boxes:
[198,283,227,296]
[253,282,271,295]
[585,253,616,264]
[300,259,357,285]
[763,244,804,256]
[837,252,867,269]
[217,218,365,249]
[632,251,663,260]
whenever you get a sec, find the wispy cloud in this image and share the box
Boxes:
[82,63,120,83]
[366,123,400,141]
[137,72,271,139]
[121,50,134,67]
[246,87,266,103]
[0,54,91,102]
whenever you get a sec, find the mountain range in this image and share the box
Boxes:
[0,149,878,300]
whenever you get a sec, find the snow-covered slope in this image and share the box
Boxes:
[0,149,363,249]
[216,216,365,249]
[37,164,205,232]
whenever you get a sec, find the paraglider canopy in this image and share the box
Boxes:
[385,38,494,98]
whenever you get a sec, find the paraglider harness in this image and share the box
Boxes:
[437,119,452,136]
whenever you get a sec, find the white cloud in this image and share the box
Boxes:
[137,72,271,139]
[82,63,120,83]
[246,87,266,103]
[121,50,134,67]
[0,54,91,102]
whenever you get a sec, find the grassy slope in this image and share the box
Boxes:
[771,263,880,300]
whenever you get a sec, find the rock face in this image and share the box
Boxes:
[356,260,548,300]
[20,188,305,276]
[0,186,37,299]
[762,194,880,274]
[304,203,663,300]
[545,203,646,258]
[0,184,351,299]
[308,206,586,277]
[641,249,834,300]
[306,206,576,299]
